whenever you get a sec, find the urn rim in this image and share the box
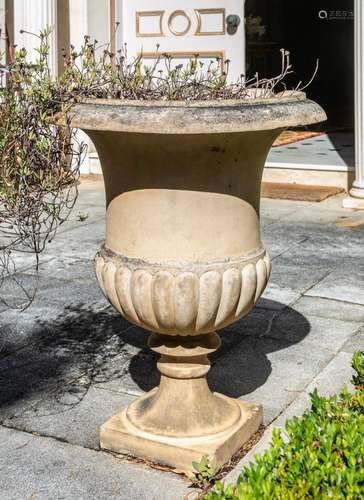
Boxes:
[65,92,327,135]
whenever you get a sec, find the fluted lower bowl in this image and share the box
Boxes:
[95,245,271,336]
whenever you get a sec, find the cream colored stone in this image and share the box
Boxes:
[152,271,175,330]
[342,196,364,210]
[350,187,364,199]
[102,262,122,314]
[115,267,141,326]
[131,270,159,331]
[101,397,262,474]
[71,97,326,473]
[96,247,270,336]
[195,271,222,332]
[236,264,257,318]
[215,268,241,328]
[100,332,262,473]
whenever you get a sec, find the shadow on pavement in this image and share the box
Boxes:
[0,299,310,418]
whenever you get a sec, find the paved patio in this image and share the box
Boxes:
[267,132,355,171]
[1,179,363,499]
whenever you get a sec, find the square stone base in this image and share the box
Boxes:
[100,394,262,473]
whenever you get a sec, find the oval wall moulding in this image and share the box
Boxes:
[168,10,192,37]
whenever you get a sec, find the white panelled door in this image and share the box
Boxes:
[117,0,245,81]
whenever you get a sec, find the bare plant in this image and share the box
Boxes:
[0,29,317,308]
[0,28,85,308]
[60,41,315,102]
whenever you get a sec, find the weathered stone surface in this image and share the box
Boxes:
[70,96,326,472]
[44,220,105,260]
[68,95,327,135]
[209,336,333,425]
[1,179,363,497]
[36,256,98,281]
[0,251,54,278]
[57,208,105,234]
[97,304,286,397]
[341,326,364,353]
[0,272,107,311]
[96,246,271,336]
[0,305,64,348]
[0,305,137,423]
[267,262,330,294]
[0,426,190,500]
[305,351,354,396]
[261,224,309,259]
[209,310,358,424]
[270,223,363,269]
[306,268,364,305]
[284,205,353,225]
[3,387,135,450]
[260,308,359,349]
[260,198,302,226]
[101,397,262,474]
[293,296,364,323]
[260,284,300,309]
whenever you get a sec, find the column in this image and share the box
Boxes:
[69,0,111,49]
[69,0,111,175]
[88,0,111,174]
[69,0,90,174]
[69,0,87,50]
[13,0,57,73]
[88,0,111,48]
[0,0,14,64]
[0,0,5,55]
[6,0,14,60]
[56,0,70,74]
[344,0,364,208]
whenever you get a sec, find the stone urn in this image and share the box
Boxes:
[70,93,326,472]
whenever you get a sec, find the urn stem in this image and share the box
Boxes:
[124,332,242,438]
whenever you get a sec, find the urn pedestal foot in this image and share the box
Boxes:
[100,332,262,473]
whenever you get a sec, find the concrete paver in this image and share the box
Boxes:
[0,426,190,500]
[267,132,354,169]
[0,179,363,498]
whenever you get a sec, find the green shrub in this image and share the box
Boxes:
[205,352,364,500]
[352,351,364,389]
[189,454,218,489]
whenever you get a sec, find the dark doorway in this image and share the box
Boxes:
[246,0,355,129]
